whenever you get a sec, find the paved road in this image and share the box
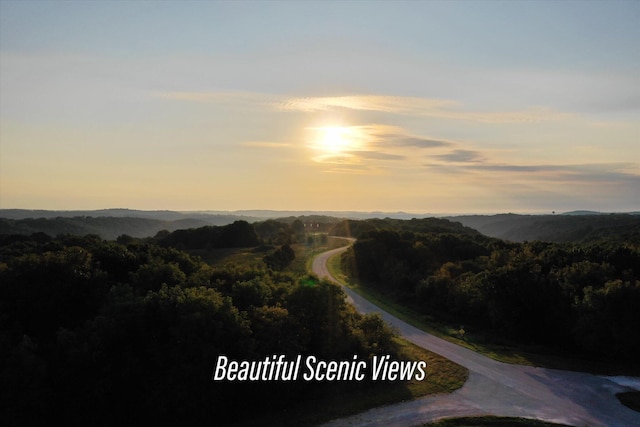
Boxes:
[312,243,640,427]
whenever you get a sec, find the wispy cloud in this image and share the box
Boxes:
[470,162,635,173]
[279,94,572,123]
[156,91,573,124]
[350,124,453,149]
[323,166,370,175]
[470,162,640,183]
[312,153,360,165]
[278,95,454,114]
[154,91,637,193]
[349,150,406,161]
[307,124,454,172]
[395,137,451,148]
[435,149,484,163]
[426,161,640,185]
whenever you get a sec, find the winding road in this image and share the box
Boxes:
[312,242,640,427]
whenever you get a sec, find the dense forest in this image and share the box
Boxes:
[3,214,639,424]
[336,218,640,360]
[0,226,399,426]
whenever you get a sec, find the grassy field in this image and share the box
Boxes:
[326,250,640,375]
[188,245,269,268]
[191,234,349,275]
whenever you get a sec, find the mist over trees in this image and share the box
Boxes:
[448,213,640,243]
[0,214,257,240]
[0,210,343,241]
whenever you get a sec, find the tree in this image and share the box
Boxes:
[263,244,295,271]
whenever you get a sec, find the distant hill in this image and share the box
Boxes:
[329,217,481,238]
[0,208,435,223]
[3,209,638,243]
[0,209,260,222]
[561,210,602,216]
[232,209,434,220]
[448,213,640,243]
[0,217,217,240]
[0,209,263,240]
[0,209,432,240]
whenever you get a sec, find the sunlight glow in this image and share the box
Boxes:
[306,126,365,166]
[308,126,366,155]
[320,127,351,153]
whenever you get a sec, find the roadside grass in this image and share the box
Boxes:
[296,234,351,275]
[394,336,468,398]
[238,337,467,427]
[424,416,572,426]
[326,251,640,376]
[617,391,640,413]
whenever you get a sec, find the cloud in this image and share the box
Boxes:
[427,161,640,185]
[322,166,371,175]
[389,136,452,149]
[312,153,359,165]
[471,162,637,176]
[279,94,573,123]
[156,91,574,124]
[348,150,406,161]
[278,95,455,114]
[307,123,454,172]
[435,149,484,163]
[348,124,453,149]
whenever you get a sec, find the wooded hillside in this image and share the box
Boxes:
[339,218,640,360]
[0,232,398,425]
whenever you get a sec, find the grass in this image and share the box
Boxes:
[393,336,468,397]
[424,416,572,426]
[617,391,640,413]
[188,246,269,268]
[326,250,640,376]
[296,234,351,275]
[235,337,468,426]
[192,234,350,275]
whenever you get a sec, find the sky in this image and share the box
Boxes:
[1,0,639,214]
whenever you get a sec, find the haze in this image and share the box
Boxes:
[1,0,638,214]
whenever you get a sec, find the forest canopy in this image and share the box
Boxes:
[0,231,398,426]
[337,218,640,359]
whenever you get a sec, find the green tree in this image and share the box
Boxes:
[263,244,295,271]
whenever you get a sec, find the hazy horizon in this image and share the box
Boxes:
[2,206,638,219]
[1,1,639,213]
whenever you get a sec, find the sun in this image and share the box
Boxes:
[306,125,366,164]
[316,126,352,153]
